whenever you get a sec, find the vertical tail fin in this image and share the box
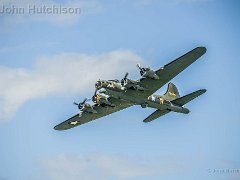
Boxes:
[163,83,180,101]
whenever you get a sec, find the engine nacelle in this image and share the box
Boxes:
[143,69,159,79]
[120,77,147,91]
[92,93,115,107]
[137,64,159,79]
[95,80,126,92]
[82,104,97,113]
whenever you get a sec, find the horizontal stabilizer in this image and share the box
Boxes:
[143,109,170,123]
[172,89,206,106]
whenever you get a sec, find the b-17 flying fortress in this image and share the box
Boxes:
[54,47,207,131]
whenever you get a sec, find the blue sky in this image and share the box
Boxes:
[0,0,240,180]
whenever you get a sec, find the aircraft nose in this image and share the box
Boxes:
[95,81,102,89]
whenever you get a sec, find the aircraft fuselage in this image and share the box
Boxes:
[96,80,189,114]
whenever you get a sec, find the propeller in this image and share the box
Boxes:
[136,63,145,76]
[73,98,88,110]
[121,72,129,86]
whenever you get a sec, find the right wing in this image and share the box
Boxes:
[54,98,133,131]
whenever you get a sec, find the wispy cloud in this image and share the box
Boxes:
[41,153,239,180]
[0,50,144,121]
[41,153,196,180]
[42,154,157,180]
[42,154,152,180]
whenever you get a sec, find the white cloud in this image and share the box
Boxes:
[0,50,144,121]
[0,0,102,30]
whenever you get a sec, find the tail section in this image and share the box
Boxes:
[162,82,180,101]
[144,88,206,123]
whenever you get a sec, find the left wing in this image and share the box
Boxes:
[54,98,133,130]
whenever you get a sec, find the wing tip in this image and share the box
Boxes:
[200,89,207,94]
[54,124,70,131]
[196,46,207,55]
[54,125,63,131]
[143,119,149,123]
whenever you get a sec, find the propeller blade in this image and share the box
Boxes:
[94,88,98,96]
[73,101,83,110]
[92,89,98,102]
[136,63,141,70]
[74,98,90,110]
[121,72,129,86]
[81,98,87,104]
[73,102,78,105]
[124,72,129,79]
[137,63,146,76]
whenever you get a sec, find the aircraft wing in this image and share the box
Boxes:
[54,98,133,131]
[137,47,206,97]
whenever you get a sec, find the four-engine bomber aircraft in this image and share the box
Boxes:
[54,47,207,131]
